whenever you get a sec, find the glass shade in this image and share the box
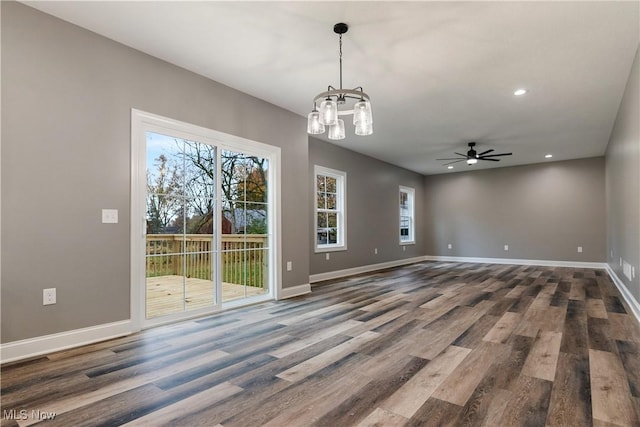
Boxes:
[355,119,373,136]
[353,100,373,125]
[307,111,325,135]
[467,158,478,165]
[328,119,345,140]
[319,99,338,126]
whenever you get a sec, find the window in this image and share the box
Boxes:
[314,165,346,252]
[399,186,415,244]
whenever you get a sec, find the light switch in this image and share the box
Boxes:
[102,209,118,224]
[577,246,583,253]
[286,261,292,272]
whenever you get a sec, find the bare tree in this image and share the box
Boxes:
[146,154,181,233]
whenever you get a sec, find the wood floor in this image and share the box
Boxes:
[2,261,640,426]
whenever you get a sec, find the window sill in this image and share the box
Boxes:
[315,245,348,253]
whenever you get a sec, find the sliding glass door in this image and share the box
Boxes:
[132,110,278,327]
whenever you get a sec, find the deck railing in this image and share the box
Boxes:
[146,234,268,287]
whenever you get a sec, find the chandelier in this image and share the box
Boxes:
[307,23,373,139]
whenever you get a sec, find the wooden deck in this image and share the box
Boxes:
[146,275,266,318]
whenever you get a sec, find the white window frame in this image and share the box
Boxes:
[131,109,281,331]
[399,185,415,245]
[314,165,347,253]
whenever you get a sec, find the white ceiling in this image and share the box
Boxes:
[23,1,640,175]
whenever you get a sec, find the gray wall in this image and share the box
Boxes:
[1,3,309,343]
[424,157,606,262]
[309,138,425,275]
[309,138,424,274]
[606,45,640,303]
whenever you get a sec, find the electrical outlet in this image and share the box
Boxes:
[326,253,330,261]
[286,261,292,272]
[633,266,636,279]
[374,248,378,255]
[447,243,452,249]
[43,288,56,305]
[577,246,583,253]
[504,244,509,251]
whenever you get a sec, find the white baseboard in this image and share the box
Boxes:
[309,256,428,283]
[279,283,311,299]
[1,320,133,364]
[606,265,640,325]
[423,255,607,269]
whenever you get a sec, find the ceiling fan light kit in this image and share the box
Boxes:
[437,142,513,167]
[307,23,373,139]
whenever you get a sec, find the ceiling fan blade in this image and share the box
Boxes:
[479,158,500,162]
[481,152,512,158]
[478,149,494,156]
[454,152,467,157]
[436,157,465,161]
[443,159,466,166]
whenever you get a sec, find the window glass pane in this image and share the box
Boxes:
[326,176,337,193]
[317,230,328,245]
[246,248,268,295]
[317,212,328,228]
[247,206,268,236]
[182,141,215,200]
[317,192,326,209]
[400,191,408,207]
[184,197,214,236]
[327,212,337,228]
[326,193,336,210]
[146,194,183,236]
[317,175,326,192]
[185,257,215,311]
[328,228,338,244]
[146,132,184,196]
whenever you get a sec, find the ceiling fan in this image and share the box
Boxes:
[437,142,512,166]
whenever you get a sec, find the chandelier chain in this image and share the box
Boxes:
[339,33,343,91]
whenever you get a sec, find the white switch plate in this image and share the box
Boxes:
[102,209,118,224]
[504,245,509,251]
[623,261,633,281]
[43,288,56,305]
[326,253,330,260]
[286,261,292,272]
[447,243,452,249]
[374,248,378,255]
[577,246,583,253]
[403,246,406,252]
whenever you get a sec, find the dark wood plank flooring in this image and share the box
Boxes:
[2,262,640,426]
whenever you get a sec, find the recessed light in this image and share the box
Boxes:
[514,88,527,96]
[545,154,553,159]
[447,165,454,169]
